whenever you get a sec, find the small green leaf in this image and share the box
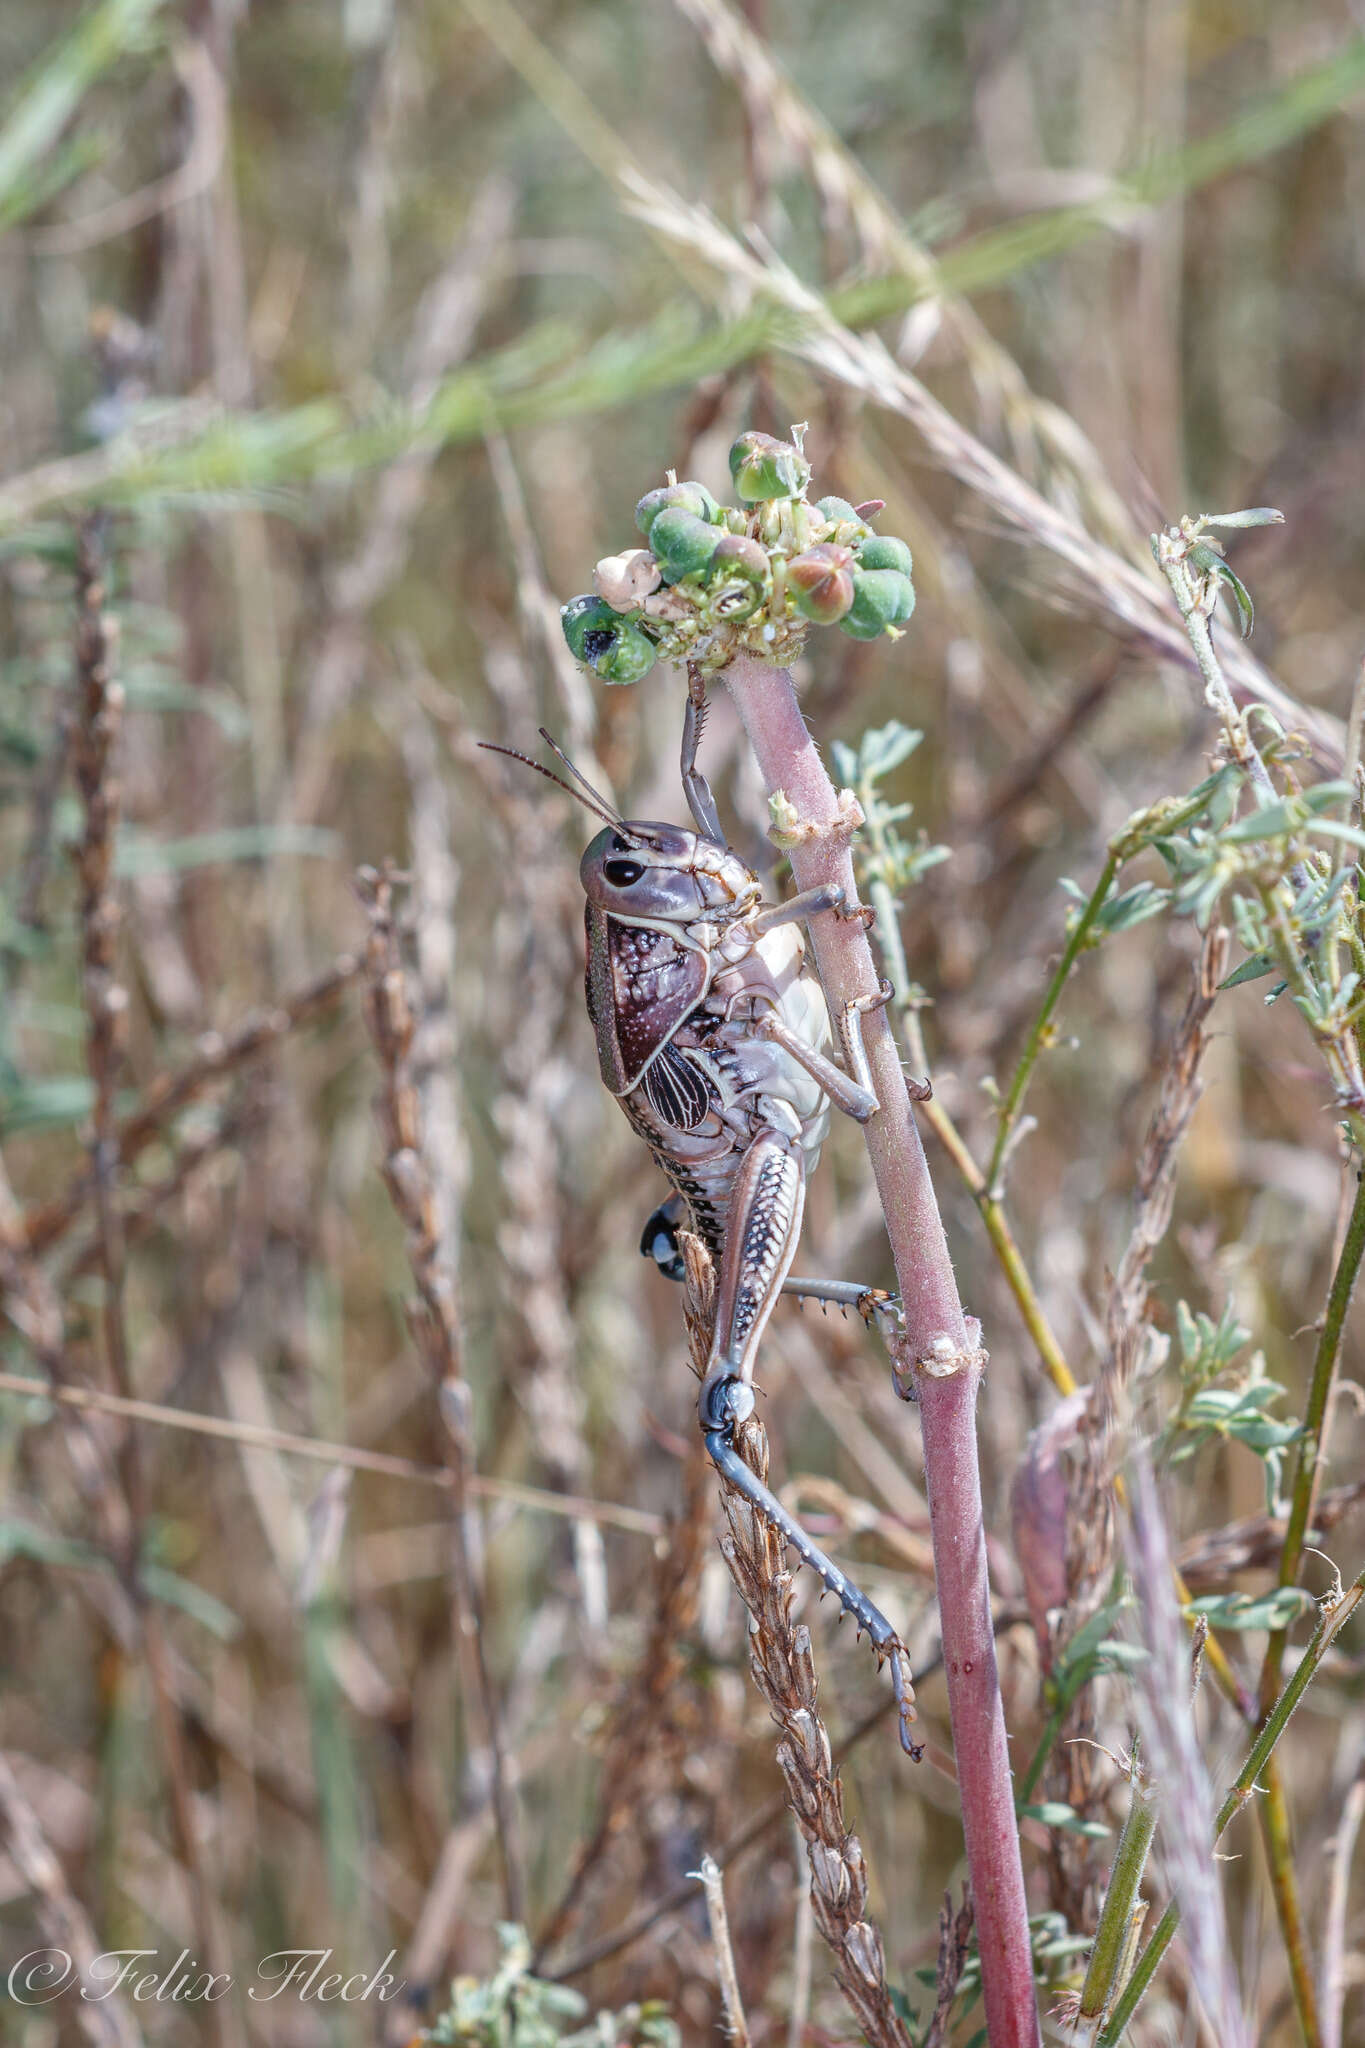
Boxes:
[1185,1587,1315,1632]
[1215,560,1256,637]
[1019,1801,1111,1839]
[114,823,338,876]
[1221,949,1275,988]
[0,1074,95,1135]
[1201,508,1285,530]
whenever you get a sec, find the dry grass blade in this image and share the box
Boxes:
[668,0,1139,557]
[680,1234,912,2048]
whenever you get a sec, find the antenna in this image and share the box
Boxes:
[536,729,625,825]
[477,737,635,839]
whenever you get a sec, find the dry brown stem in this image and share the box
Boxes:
[923,1884,976,2048]
[357,862,524,1926]
[680,1232,912,2048]
[1041,927,1231,1926]
[66,520,240,2048]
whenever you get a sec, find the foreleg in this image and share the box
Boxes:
[757,987,931,1119]
[681,665,725,843]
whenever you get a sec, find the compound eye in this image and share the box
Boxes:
[604,858,645,888]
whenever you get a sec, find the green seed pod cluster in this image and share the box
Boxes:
[559,431,917,679]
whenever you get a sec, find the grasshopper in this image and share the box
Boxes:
[482,725,919,1754]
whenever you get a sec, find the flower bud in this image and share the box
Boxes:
[839,568,916,641]
[561,592,622,661]
[729,430,811,503]
[856,533,913,577]
[635,479,720,539]
[786,543,854,624]
[648,506,722,584]
[592,622,657,684]
[702,534,770,619]
[593,547,662,612]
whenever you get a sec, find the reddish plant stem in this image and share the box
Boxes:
[721,650,1039,2048]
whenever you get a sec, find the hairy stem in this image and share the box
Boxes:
[1078,1770,1157,2027]
[721,651,1040,2048]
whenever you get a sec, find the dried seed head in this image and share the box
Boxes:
[592,546,661,612]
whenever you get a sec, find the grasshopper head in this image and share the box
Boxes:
[581,823,759,922]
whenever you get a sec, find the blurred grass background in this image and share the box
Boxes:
[2,1,1365,2042]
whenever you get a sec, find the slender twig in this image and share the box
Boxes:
[357,863,524,1924]
[700,1853,751,2046]
[987,845,1119,1193]
[0,1370,662,1532]
[1263,1166,1365,1699]
[720,650,1040,2048]
[1099,1565,1365,2045]
[923,1885,975,2048]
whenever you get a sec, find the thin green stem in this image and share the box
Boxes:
[1099,1570,1365,2045]
[987,849,1119,1191]
[1261,1165,1365,1708]
[1259,1767,1322,2048]
[1014,1703,1068,1810]
[1079,1772,1158,2027]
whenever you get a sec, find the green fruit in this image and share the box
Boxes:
[857,534,913,577]
[649,506,722,584]
[592,625,657,684]
[562,592,622,661]
[704,534,771,619]
[729,430,811,503]
[839,569,916,641]
[786,544,855,625]
[815,495,861,526]
[635,480,720,538]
